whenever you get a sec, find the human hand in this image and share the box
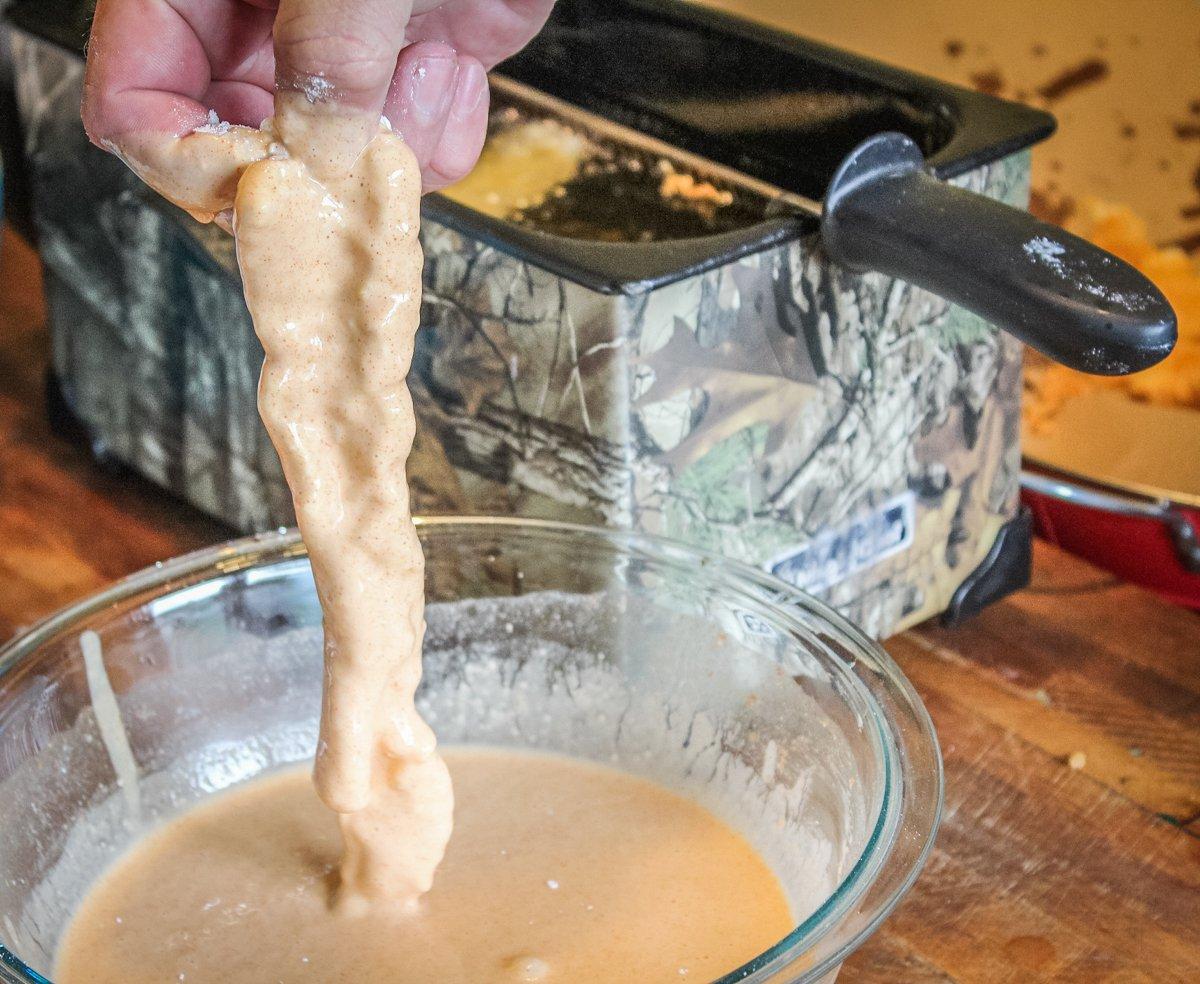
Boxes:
[83,0,556,190]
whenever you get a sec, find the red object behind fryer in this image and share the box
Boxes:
[1022,488,1200,609]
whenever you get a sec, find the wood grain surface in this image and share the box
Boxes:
[1,227,1197,981]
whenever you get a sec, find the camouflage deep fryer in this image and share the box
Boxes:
[9,0,1056,637]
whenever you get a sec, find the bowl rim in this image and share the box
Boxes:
[0,517,943,984]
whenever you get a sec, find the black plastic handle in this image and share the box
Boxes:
[820,133,1177,375]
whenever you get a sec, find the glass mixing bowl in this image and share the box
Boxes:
[0,518,941,984]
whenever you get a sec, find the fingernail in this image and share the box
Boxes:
[449,61,488,122]
[409,55,458,122]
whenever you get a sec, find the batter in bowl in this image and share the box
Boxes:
[55,747,793,983]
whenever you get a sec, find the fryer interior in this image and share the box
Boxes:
[498,0,1047,199]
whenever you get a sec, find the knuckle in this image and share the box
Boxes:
[279,35,393,94]
[275,8,398,97]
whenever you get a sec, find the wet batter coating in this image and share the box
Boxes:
[234,106,451,911]
[112,99,452,910]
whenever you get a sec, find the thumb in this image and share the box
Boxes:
[272,0,414,169]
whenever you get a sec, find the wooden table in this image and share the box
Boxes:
[1,228,1197,982]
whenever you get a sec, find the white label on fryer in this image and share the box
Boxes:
[766,491,916,594]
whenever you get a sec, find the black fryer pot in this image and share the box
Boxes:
[430,0,1177,376]
[2,0,1178,375]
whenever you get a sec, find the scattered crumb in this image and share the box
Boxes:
[1068,751,1087,770]
[1032,43,1048,58]
[945,39,965,58]
[1170,231,1200,253]
[1120,123,1137,139]
[659,170,734,207]
[1037,59,1110,103]
[970,68,1006,97]
[1174,122,1200,140]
